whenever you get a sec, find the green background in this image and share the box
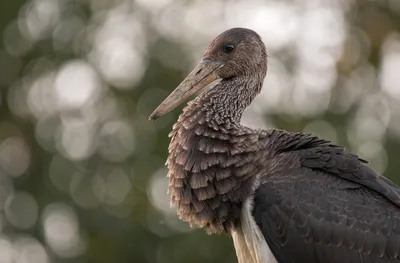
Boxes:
[1,0,400,263]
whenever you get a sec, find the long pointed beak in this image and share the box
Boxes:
[149,60,223,120]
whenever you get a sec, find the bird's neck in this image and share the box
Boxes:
[196,77,263,126]
[166,77,267,234]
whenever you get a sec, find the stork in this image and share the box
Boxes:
[149,28,400,263]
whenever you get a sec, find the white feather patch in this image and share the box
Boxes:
[232,197,278,263]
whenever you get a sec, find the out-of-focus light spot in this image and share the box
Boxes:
[241,108,274,130]
[0,176,14,210]
[380,34,400,100]
[70,172,99,209]
[0,236,13,263]
[135,0,174,12]
[183,1,225,38]
[147,168,174,216]
[332,63,377,113]
[298,44,337,70]
[93,96,120,123]
[231,2,298,51]
[53,15,85,53]
[13,236,49,263]
[147,168,193,233]
[331,70,364,114]
[349,116,387,148]
[156,3,186,43]
[92,167,132,205]
[48,154,78,192]
[97,6,146,51]
[296,62,337,93]
[253,58,288,112]
[43,203,85,258]
[7,78,31,118]
[356,63,377,92]
[58,119,96,161]
[358,141,388,175]
[5,192,38,229]
[19,0,61,42]
[164,214,192,233]
[27,72,58,119]
[360,93,391,128]
[338,29,369,71]
[35,115,61,152]
[339,35,361,70]
[55,60,102,110]
[299,8,345,56]
[98,120,135,162]
[25,57,56,77]
[348,92,391,148]
[3,21,33,56]
[89,9,146,88]
[303,120,338,144]
[294,9,345,113]
[0,137,30,177]
[91,37,146,89]
[292,85,331,117]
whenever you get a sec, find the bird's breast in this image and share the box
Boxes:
[166,117,259,234]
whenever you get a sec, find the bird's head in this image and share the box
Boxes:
[149,27,267,120]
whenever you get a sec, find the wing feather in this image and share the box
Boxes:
[253,175,400,263]
[252,131,400,263]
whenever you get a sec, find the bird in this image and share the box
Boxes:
[149,28,400,263]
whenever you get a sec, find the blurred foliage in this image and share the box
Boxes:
[0,0,400,263]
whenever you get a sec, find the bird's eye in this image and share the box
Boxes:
[223,44,235,53]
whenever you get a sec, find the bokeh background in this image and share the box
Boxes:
[1,0,400,262]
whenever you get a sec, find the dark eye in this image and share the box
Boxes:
[223,44,235,53]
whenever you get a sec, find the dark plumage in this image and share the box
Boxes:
[150,28,400,263]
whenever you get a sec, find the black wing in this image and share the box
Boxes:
[252,133,400,263]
